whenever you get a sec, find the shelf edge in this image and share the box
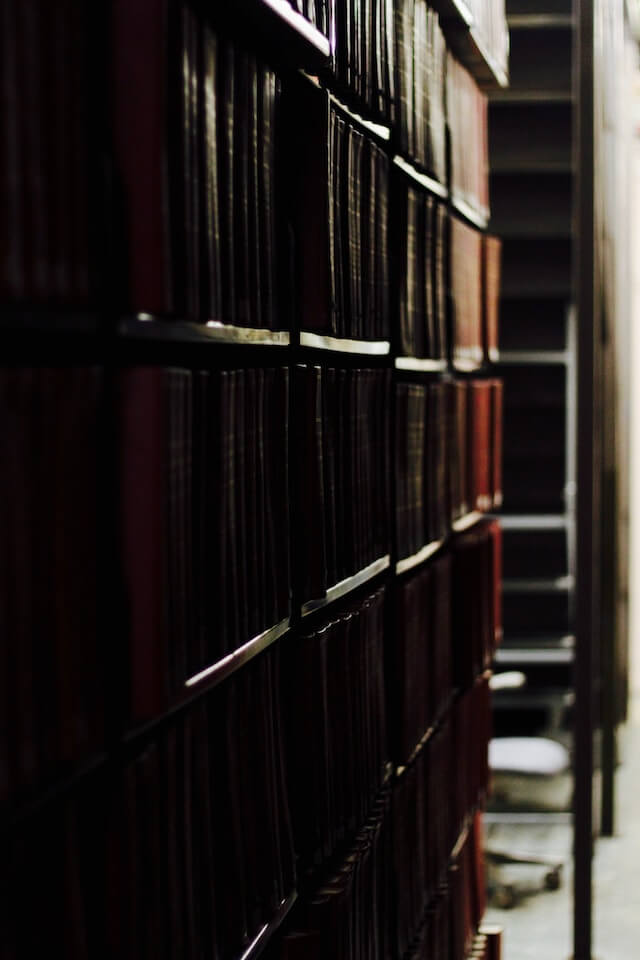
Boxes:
[301,555,391,616]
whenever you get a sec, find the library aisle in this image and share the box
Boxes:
[484,696,640,960]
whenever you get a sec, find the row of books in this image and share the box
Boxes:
[404,814,489,960]
[393,721,453,956]
[447,52,490,219]
[397,182,501,364]
[449,813,488,960]
[4,645,296,960]
[395,0,447,180]
[121,366,290,723]
[451,677,492,838]
[391,554,453,764]
[452,523,502,692]
[295,366,391,605]
[281,589,388,875]
[451,221,501,370]
[0,0,91,305]
[451,216,484,369]
[393,681,490,958]
[395,378,503,563]
[264,791,393,960]
[450,378,503,521]
[1,7,498,328]
[107,648,295,960]
[332,0,396,123]
[114,13,281,327]
[2,365,502,812]
[287,83,391,342]
[396,379,448,560]
[397,184,447,360]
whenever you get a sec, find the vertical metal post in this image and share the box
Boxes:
[574,0,597,955]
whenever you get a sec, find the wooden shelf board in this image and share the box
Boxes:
[299,331,390,355]
[395,356,448,372]
[396,540,444,575]
[392,155,448,198]
[119,315,291,346]
[301,555,391,616]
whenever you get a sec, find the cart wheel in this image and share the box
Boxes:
[494,884,517,909]
[544,868,562,891]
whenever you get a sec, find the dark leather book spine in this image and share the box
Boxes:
[361,371,373,566]
[274,367,291,621]
[323,368,339,588]
[234,50,252,327]
[190,702,219,960]
[457,380,469,517]
[488,518,503,651]
[219,370,236,656]
[112,0,172,314]
[187,5,200,321]
[273,657,297,900]
[434,203,447,360]
[353,130,365,340]
[334,369,348,582]
[423,195,435,358]
[262,369,279,627]
[395,0,411,158]
[328,108,338,336]
[245,368,260,638]
[335,0,348,89]
[491,378,503,507]
[293,365,327,605]
[167,368,193,694]
[282,628,324,869]
[351,370,362,573]
[119,368,169,723]
[191,371,209,675]
[342,126,361,338]
[168,0,188,320]
[351,0,360,99]
[202,24,222,324]
[344,369,358,576]
[395,383,409,560]
[377,148,390,340]
[402,185,417,356]
[255,369,267,633]
[414,191,426,358]
[259,67,278,330]
[234,369,249,644]
[259,651,286,909]
[409,384,426,555]
[434,381,448,541]
[288,82,331,332]
[248,55,262,328]
[484,235,501,359]
[218,41,236,325]
[450,217,463,366]
[413,0,426,170]
[364,139,377,340]
[384,0,395,126]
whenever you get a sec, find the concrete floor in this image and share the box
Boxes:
[483,697,640,959]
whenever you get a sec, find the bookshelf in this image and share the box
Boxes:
[1,2,507,959]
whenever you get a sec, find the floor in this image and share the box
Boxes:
[483,697,640,960]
